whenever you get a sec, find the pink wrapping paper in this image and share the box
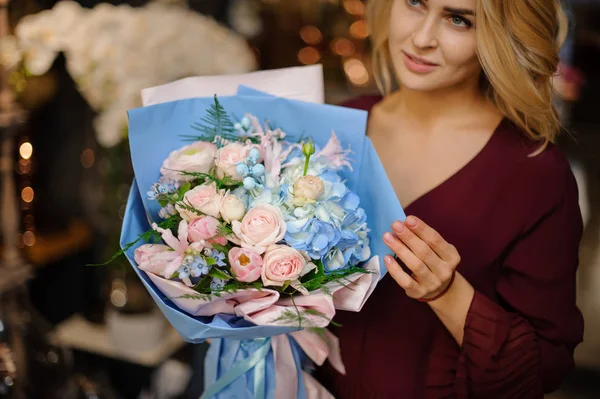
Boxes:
[145,255,382,398]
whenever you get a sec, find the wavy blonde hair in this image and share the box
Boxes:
[367,0,569,151]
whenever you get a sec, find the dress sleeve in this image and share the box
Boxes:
[454,162,585,398]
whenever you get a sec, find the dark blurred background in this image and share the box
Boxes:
[0,0,599,398]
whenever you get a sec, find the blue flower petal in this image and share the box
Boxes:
[312,234,329,252]
[319,171,341,182]
[342,191,360,211]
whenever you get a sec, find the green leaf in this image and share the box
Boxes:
[217,175,243,189]
[194,275,213,294]
[158,199,169,208]
[175,202,203,217]
[86,217,181,267]
[185,95,237,147]
[206,257,216,266]
[282,280,291,291]
[178,182,191,198]
[316,259,325,276]
[300,260,323,283]
[211,243,230,255]
[209,268,233,280]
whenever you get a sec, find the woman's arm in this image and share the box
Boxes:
[384,165,584,396]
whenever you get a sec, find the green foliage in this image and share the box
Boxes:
[168,170,242,190]
[86,216,181,267]
[209,268,234,281]
[210,242,231,256]
[178,182,192,198]
[269,305,337,329]
[194,95,235,137]
[181,95,260,146]
[300,264,369,293]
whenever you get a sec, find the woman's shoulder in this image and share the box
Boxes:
[501,121,571,175]
[499,121,577,208]
[338,94,383,112]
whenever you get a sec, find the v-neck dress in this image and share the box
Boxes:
[315,96,584,399]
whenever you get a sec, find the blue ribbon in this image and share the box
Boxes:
[201,338,272,399]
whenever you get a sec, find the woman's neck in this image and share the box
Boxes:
[384,79,494,131]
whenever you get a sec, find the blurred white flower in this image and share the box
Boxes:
[22,45,57,75]
[229,0,263,39]
[94,103,129,148]
[10,0,256,147]
[0,35,22,69]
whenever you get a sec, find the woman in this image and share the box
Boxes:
[316,0,584,398]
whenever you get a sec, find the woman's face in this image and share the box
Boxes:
[388,0,481,92]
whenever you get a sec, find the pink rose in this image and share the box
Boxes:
[231,204,286,254]
[261,245,310,287]
[188,216,227,246]
[134,244,179,276]
[160,141,217,182]
[177,182,224,220]
[229,247,263,283]
[215,143,251,180]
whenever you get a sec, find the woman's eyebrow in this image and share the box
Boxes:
[443,6,475,16]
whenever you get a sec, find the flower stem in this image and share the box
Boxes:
[303,156,310,176]
[301,140,315,176]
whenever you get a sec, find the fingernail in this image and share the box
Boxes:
[392,221,404,233]
[385,255,394,264]
[384,232,395,242]
[406,216,417,227]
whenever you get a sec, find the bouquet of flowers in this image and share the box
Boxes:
[119,88,405,398]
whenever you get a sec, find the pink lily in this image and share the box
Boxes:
[134,220,205,285]
[316,131,353,171]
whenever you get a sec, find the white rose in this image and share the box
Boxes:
[293,175,324,201]
[160,141,217,182]
[221,195,245,223]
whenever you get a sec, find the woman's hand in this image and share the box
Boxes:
[383,215,460,300]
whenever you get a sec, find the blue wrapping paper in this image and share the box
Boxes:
[121,91,405,398]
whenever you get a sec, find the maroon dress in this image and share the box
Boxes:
[316,96,584,398]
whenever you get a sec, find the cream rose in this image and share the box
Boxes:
[160,141,217,182]
[231,204,286,254]
[177,182,224,220]
[293,175,324,200]
[220,194,246,223]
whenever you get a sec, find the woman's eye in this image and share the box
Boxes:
[407,0,422,7]
[450,16,472,28]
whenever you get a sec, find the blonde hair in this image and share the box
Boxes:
[366,0,569,151]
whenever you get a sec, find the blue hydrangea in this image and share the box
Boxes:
[319,170,342,183]
[280,167,370,272]
[285,218,341,260]
[323,200,370,272]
